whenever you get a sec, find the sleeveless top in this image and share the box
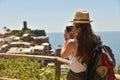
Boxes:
[69,39,87,73]
[69,54,87,73]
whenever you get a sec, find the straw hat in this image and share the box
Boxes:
[71,10,92,23]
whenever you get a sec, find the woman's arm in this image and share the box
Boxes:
[60,29,75,58]
[60,40,74,58]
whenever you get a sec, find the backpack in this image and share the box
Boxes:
[85,36,116,80]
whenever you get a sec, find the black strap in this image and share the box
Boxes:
[84,34,102,80]
[96,34,102,45]
[84,48,101,80]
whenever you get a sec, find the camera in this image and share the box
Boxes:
[66,25,74,33]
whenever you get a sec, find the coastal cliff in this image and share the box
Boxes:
[0,21,53,55]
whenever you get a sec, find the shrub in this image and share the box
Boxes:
[0,57,54,80]
[115,65,120,74]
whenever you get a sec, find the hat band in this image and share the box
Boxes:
[73,19,90,21]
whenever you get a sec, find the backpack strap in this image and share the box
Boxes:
[84,34,102,80]
[96,34,102,45]
[84,44,101,80]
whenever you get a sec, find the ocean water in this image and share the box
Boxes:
[47,32,120,67]
[0,29,120,67]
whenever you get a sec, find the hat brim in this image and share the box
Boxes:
[70,20,92,23]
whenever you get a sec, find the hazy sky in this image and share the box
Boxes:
[0,0,120,33]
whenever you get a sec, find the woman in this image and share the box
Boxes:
[61,10,98,80]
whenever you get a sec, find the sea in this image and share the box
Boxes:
[0,29,120,68]
[47,32,120,68]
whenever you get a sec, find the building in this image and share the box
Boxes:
[0,21,53,56]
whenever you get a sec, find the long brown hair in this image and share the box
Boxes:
[73,23,97,65]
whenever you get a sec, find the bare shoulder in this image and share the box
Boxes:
[61,39,76,58]
[67,39,76,49]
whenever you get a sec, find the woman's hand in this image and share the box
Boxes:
[64,29,70,40]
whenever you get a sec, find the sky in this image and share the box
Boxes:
[0,0,120,33]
